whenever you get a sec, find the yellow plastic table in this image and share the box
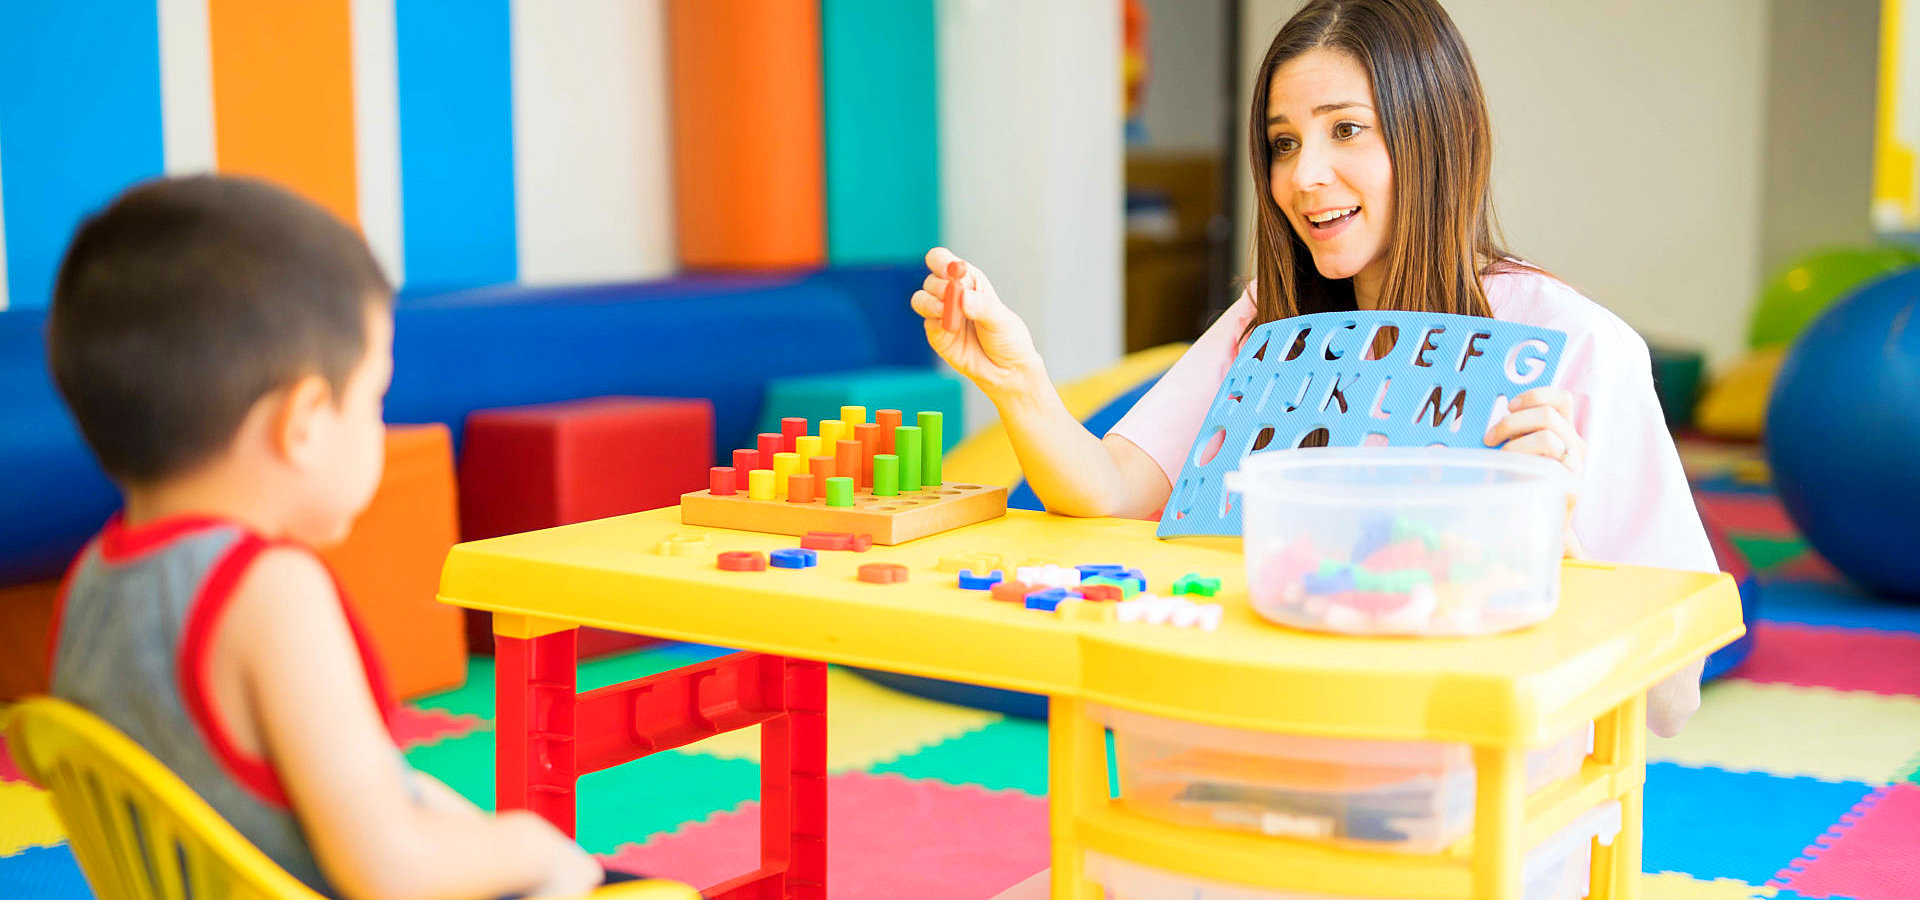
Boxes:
[439,506,1742,900]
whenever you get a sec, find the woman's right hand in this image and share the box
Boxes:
[912,247,1047,400]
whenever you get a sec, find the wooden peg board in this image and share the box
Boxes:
[679,482,1009,544]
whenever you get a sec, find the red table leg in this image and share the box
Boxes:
[495,640,829,898]
[761,658,828,899]
[495,629,580,834]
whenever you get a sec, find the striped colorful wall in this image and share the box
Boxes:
[0,0,940,311]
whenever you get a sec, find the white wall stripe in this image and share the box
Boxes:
[156,0,216,174]
[350,0,405,286]
[938,0,1123,429]
[510,0,673,285]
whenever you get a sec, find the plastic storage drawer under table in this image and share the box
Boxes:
[1100,705,1593,852]
[1088,801,1621,900]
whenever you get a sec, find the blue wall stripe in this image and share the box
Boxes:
[822,0,940,264]
[0,2,166,311]
[394,0,517,293]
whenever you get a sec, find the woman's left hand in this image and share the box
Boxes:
[1485,386,1590,558]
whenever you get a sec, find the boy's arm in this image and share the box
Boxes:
[222,548,602,900]
[412,771,483,815]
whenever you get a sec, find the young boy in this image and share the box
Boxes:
[44,176,609,900]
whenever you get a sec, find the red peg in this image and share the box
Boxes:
[709,466,737,495]
[781,417,809,454]
[731,449,758,489]
[757,432,782,472]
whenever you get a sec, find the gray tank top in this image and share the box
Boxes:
[52,516,405,899]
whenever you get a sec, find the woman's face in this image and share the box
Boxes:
[1265,48,1394,296]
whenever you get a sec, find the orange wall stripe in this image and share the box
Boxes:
[667,0,825,268]
[208,0,359,225]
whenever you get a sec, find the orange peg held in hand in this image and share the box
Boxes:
[942,260,966,332]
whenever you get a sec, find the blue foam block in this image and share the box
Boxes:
[1755,580,1920,633]
[1641,762,1875,884]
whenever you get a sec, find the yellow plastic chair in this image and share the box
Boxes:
[2,697,701,900]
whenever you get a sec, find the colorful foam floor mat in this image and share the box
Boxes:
[4,438,1916,899]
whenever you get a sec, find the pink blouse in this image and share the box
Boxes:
[1108,270,1719,573]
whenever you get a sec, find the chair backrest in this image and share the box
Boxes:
[3,696,325,900]
[5,697,704,900]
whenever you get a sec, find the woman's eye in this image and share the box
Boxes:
[1269,135,1297,155]
[1334,121,1364,139]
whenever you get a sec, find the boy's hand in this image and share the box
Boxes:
[510,812,605,898]
[912,247,1047,400]
[1485,386,1588,557]
[1648,657,1706,737]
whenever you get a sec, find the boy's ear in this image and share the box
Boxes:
[268,374,334,467]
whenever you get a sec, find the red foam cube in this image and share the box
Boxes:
[459,396,714,655]
[461,396,714,539]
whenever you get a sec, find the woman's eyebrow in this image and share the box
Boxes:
[1267,101,1372,125]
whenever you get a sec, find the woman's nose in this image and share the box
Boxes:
[1290,140,1334,192]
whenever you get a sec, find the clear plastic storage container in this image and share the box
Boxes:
[1227,447,1572,636]
[1085,800,1622,900]
[1099,705,1592,852]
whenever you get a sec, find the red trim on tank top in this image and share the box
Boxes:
[98,512,240,563]
[177,534,403,808]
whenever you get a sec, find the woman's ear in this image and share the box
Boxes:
[267,374,333,468]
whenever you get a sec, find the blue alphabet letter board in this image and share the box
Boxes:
[1157,310,1567,538]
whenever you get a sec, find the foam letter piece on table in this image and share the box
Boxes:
[1017,565,1082,590]
[719,551,769,572]
[1157,311,1567,538]
[858,563,909,584]
[990,580,1033,603]
[958,569,1005,590]
[1024,587,1076,612]
[320,425,465,698]
[1171,573,1222,597]
[770,548,819,569]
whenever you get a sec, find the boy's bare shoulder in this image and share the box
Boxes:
[219,543,350,650]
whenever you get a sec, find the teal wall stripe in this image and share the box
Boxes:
[821,0,941,263]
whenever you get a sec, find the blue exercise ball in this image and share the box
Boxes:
[1765,265,1920,598]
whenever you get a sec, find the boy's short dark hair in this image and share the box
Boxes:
[47,175,393,485]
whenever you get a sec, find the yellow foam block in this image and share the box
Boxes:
[1695,347,1786,440]
[1640,872,1776,900]
[0,781,66,856]
[1650,680,1920,783]
[672,667,998,772]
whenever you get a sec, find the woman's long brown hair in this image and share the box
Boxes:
[1247,0,1529,332]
